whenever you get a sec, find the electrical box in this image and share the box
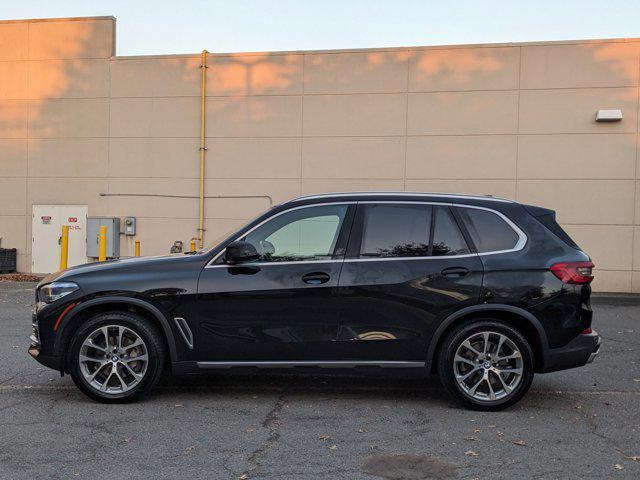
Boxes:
[87,217,120,259]
[124,217,136,236]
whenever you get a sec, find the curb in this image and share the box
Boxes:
[591,293,640,306]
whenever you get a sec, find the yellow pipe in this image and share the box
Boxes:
[59,225,69,271]
[134,240,141,257]
[198,49,209,249]
[98,225,107,262]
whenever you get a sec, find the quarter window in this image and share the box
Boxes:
[360,204,431,257]
[457,207,520,253]
[244,204,348,262]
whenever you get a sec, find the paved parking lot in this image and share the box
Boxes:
[0,281,639,479]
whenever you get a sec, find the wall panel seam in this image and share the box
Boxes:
[299,53,305,195]
[632,49,640,282]
[24,21,30,266]
[403,48,410,191]
[515,46,522,200]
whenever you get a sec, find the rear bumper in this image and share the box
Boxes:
[541,330,601,373]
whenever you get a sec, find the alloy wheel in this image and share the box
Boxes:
[78,325,149,394]
[453,331,523,402]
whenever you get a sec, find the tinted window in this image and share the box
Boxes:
[245,204,348,262]
[360,204,431,257]
[432,207,470,256]
[457,207,520,253]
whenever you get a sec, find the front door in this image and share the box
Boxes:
[195,203,355,362]
[336,202,483,361]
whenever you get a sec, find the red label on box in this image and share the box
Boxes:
[68,217,77,223]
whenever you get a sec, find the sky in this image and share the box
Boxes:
[2,0,640,56]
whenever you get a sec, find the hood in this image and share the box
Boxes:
[38,253,202,286]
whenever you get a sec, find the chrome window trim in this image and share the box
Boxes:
[205,202,356,268]
[345,254,476,262]
[207,259,344,268]
[204,200,527,268]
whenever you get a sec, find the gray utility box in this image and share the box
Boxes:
[87,217,120,258]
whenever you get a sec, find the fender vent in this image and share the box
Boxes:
[174,317,194,350]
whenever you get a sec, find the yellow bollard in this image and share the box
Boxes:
[98,225,107,261]
[134,240,141,257]
[190,239,196,252]
[59,225,69,271]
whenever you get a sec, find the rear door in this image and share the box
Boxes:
[335,202,483,362]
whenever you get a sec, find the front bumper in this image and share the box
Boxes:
[541,329,601,373]
[28,308,63,371]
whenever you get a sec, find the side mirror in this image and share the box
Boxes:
[225,241,260,265]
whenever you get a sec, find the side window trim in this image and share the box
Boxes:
[206,200,527,267]
[343,201,526,262]
[427,205,437,256]
[206,202,357,267]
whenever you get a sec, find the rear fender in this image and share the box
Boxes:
[426,304,550,370]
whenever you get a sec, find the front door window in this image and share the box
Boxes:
[244,204,348,262]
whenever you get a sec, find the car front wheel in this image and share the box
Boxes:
[438,319,534,411]
[68,312,166,403]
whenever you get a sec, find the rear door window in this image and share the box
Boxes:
[457,207,520,253]
[360,204,431,257]
[432,206,470,256]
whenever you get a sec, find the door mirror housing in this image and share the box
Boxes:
[225,241,260,264]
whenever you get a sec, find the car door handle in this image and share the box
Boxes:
[441,267,469,277]
[302,272,330,285]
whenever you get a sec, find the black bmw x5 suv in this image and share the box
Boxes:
[30,192,600,410]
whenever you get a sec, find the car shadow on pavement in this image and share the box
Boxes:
[152,370,456,406]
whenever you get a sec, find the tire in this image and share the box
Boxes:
[437,319,534,411]
[68,311,166,403]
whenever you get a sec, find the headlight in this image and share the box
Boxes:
[39,282,79,303]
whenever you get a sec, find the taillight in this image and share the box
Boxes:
[550,261,594,284]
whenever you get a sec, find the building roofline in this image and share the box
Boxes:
[112,35,640,61]
[0,15,115,25]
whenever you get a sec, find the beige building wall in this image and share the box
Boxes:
[1,16,639,292]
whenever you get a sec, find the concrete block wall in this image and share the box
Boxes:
[1,16,639,292]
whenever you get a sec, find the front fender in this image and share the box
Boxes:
[53,296,178,364]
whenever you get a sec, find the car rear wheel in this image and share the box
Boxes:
[68,312,166,403]
[438,320,534,411]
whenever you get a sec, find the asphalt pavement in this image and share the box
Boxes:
[0,281,639,479]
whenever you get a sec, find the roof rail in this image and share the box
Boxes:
[291,191,513,203]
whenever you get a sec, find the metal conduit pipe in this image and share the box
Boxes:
[98,193,273,205]
[198,50,209,249]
